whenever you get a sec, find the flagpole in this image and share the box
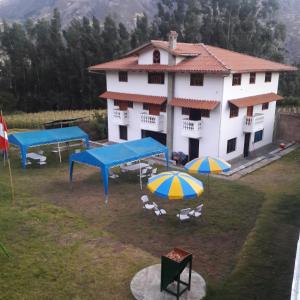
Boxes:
[0,110,14,204]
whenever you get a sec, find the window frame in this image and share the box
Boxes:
[143,103,149,110]
[262,102,269,110]
[229,104,239,118]
[232,73,242,86]
[153,49,161,64]
[182,107,190,116]
[118,71,128,82]
[148,72,165,84]
[201,109,210,118]
[114,100,120,107]
[190,73,204,86]
[254,130,263,143]
[249,72,256,84]
[227,138,237,154]
[128,101,133,108]
[265,72,272,82]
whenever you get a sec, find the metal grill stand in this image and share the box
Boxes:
[160,248,192,299]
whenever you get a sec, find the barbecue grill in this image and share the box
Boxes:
[161,248,192,299]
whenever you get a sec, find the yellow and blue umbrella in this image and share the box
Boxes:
[185,156,231,174]
[147,171,204,200]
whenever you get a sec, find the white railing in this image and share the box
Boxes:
[140,113,164,131]
[243,113,264,132]
[182,118,202,138]
[112,109,128,125]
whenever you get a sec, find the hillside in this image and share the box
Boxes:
[0,0,157,28]
[278,0,300,63]
[0,0,299,62]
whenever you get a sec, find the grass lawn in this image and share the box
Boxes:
[0,146,299,299]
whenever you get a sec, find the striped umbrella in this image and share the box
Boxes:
[147,171,204,200]
[185,156,231,174]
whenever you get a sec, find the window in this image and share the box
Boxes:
[148,72,165,84]
[182,107,190,115]
[201,109,210,118]
[119,125,127,140]
[250,72,256,84]
[254,130,263,143]
[227,138,237,153]
[262,102,269,110]
[232,73,242,86]
[118,71,128,82]
[128,101,133,108]
[190,73,204,86]
[229,104,239,118]
[114,100,120,106]
[161,102,166,112]
[153,49,160,64]
[143,103,149,110]
[265,72,272,82]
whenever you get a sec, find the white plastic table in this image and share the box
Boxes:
[120,162,149,172]
[26,152,47,162]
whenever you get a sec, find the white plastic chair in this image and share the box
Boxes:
[153,202,167,216]
[141,195,155,210]
[176,208,192,221]
[189,204,203,218]
[150,168,158,177]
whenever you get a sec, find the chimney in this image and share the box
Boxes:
[168,31,178,50]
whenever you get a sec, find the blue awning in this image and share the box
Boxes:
[9,126,89,168]
[69,137,169,201]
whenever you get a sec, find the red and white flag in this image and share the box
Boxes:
[0,115,9,152]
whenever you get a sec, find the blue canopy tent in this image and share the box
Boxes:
[8,126,89,168]
[69,137,169,202]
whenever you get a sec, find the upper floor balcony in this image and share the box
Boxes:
[140,113,165,132]
[181,118,203,138]
[112,109,129,126]
[243,113,264,133]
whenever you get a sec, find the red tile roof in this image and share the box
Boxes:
[228,93,283,108]
[170,98,219,110]
[100,91,166,105]
[90,41,297,74]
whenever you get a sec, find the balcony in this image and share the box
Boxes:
[243,113,264,133]
[140,113,164,132]
[181,118,203,138]
[112,109,128,125]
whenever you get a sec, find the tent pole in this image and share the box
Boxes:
[58,142,62,163]
[139,160,142,190]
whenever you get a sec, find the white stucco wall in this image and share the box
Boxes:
[138,48,169,65]
[172,106,221,157]
[174,73,224,100]
[106,71,168,97]
[219,72,279,160]
[107,99,167,143]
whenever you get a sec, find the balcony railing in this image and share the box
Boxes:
[181,118,202,138]
[112,109,128,125]
[243,113,264,132]
[140,113,164,132]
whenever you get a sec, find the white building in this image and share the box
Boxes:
[90,31,296,162]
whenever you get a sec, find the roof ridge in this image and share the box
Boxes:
[200,43,231,71]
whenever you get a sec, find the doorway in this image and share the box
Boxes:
[244,133,251,157]
[189,109,201,121]
[189,138,199,161]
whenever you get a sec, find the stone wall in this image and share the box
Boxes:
[276,112,300,142]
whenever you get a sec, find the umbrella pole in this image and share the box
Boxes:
[207,174,210,201]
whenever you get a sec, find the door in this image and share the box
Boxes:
[189,109,201,121]
[189,138,199,161]
[247,106,253,117]
[141,130,167,145]
[244,133,251,157]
